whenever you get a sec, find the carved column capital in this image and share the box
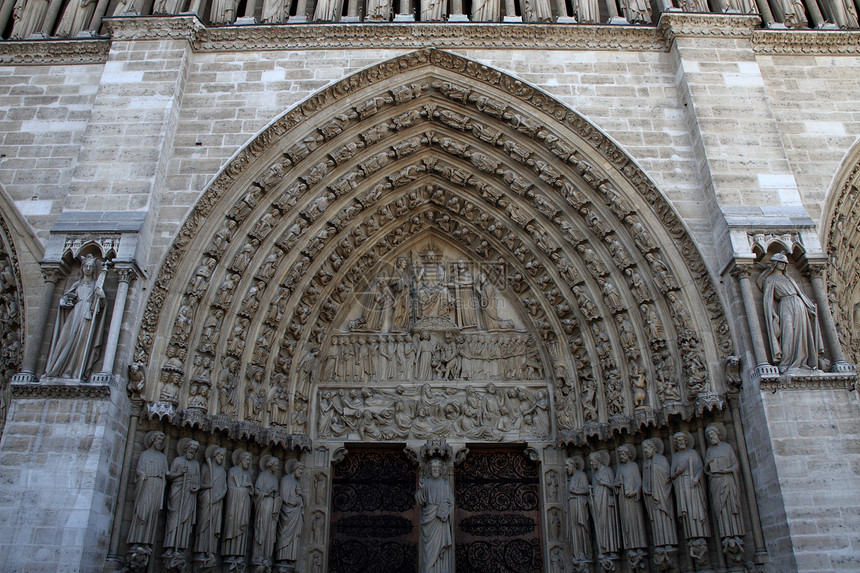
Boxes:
[116,266,139,285]
[730,264,753,280]
[803,262,826,280]
[40,265,66,284]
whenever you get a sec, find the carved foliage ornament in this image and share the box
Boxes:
[0,215,24,437]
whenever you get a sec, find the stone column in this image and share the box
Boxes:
[731,264,775,374]
[12,266,64,384]
[91,266,137,385]
[107,400,143,559]
[806,263,855,372]
[394,0,414,20]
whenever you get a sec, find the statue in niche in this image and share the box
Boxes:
[163,439,201,568]
[758,252,823,373]
[477,272,512,330]
[55,0,97,37]
[670,431,710,565]
[276,460,305,570]
[642,438,677,569]
[415,458,454,573]
[253,456,281,571]
[589,450,620,570]
[471,0,499,20]
[615,445,647,569]
[680,0,709,11]
[222,450,254,568]
[127,431,168,557]
[44,254,106,380]
[311,511,324,544]
[621,0,651,22]
[416,246,452,320]
[152,0,182,13]
[723,0,755,12]
[195,446,227,569]
[365,0,391,19]
[10,0,49,38]
[522,0,552,20]
[770,0,807,26]
[565,456,592,571]
[704,424,744,562]
[209,0,238,27]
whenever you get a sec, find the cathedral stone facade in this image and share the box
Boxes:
[0,1,859,572]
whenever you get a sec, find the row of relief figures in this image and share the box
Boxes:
[320,331,544,383]
[553,424,748,572]
[124,430,315,573]
[317,382,551,441]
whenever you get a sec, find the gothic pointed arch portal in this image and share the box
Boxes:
[134,49,734,448]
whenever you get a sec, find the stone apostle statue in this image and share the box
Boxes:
[641,438,677,568]
[670,431,710,565]
[415,457,454,573]
[253,455,282,570]
[564,456,592,571]
[704,424,745,562]
[163,439,201,567]
[615,445,647,569]
[54,0,96,37]
[195,446,228,568]
[222,450,254,568]
[758,252,823,373]
[44,254,106,380]
[127,431,169,557]
[275,460,305,570]
[588,450,620,570]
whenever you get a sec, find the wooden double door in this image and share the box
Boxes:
[328,447,542,573]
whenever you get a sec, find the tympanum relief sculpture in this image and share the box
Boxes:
[318,242,550,443]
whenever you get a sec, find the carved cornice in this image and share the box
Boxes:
[753,29,860,54]
[102,14,206,42]
[758,370,858,391]
[144,400,310,450]
[193,23,666,52]
[0,39,110,65]
[11,383,112,400]
[658,13,761,43]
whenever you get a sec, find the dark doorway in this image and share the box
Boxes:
[328,447,419,572]
[454,447,543,572]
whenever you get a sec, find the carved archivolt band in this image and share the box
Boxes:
[0,214,24,436]
[134,49,733,442]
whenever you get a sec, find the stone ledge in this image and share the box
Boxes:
[11,382,112,400]
[145,400,311,450]
[0,38,110,65]
[756,367,858,391]
[753,28,860,54]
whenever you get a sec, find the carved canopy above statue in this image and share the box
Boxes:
[133,49,734,446]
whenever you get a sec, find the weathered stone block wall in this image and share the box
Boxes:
[760,388,860,573]
[757,54,860,223]
[0,63,103,241]
[0,392,129,572]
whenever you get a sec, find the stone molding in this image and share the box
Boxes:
[658,12,761,43]
[11,383,112,400]
[753,28,860,54]
[194,23,667,52]
[0,39,110,65]
[757,370,858,391]
[144,400,311,450]
[101,14,206,41]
